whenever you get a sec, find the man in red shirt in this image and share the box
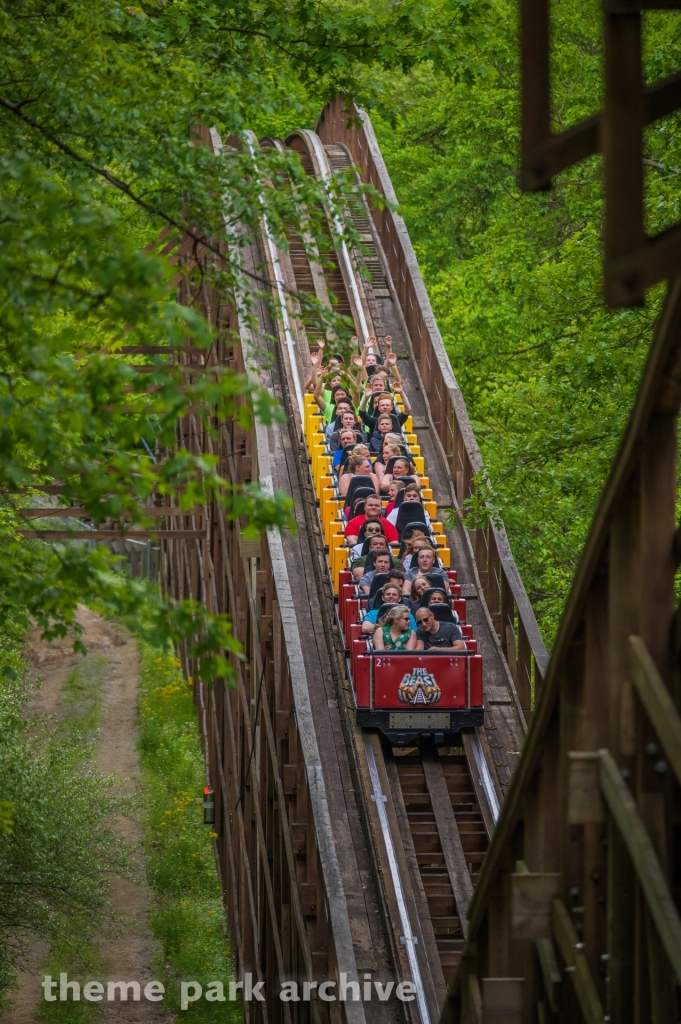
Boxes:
[345,494,398,545]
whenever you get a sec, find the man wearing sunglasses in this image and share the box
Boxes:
[414,609,467,651]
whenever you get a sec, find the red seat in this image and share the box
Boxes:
[344,599,360,636]
[351,637,368,681]
[469,654,483,705]
[354,652,370,706]
[348,622,363,645]
[340,584,357,633]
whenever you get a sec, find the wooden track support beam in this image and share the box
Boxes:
[438,274,681,1021]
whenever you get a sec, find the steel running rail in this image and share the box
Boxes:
[469,731,500,825]
[245,130,306,418]
[299,129,370,344]
[210,127,306,419]
[363,735,431,1024]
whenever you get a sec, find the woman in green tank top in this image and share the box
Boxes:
[373,606,417,651]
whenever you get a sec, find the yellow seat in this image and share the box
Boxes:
[316,459,331,492]
[404,416,413,433]
[311,442,325,466]
[425,501,437,519]
[432,521,443,534]
[317,470,331,498]
[438,547,451,567]
[331,542,350,591]
[322,494,340,521]
[414,456,425,475]
[326,521,342,548]
[305,414,322,447]
[307,418,324,447]
[405,433,418,446]
[321,490,338,524]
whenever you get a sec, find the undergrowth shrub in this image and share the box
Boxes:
[138,643,239,1021]
[0,618,129,1010]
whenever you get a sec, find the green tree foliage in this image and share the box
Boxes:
[0,0,464,668]
[368,3,681,642]
[0,639,130,1001]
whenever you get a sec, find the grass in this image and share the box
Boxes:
[39,651,111,1024]
[138,643,240,1021]
[59,656,106,738]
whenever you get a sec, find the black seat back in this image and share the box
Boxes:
[384,455,415,476]
[337,437,365,470]
[431,604,458,624]
[374,602,400,623]
[424,570,445,586]
[366,572,390,606]
[344,477,375,510]
[360,536,378,557]
[392,480,417,508]
[420,587,447,606]
[395,504,428,540]
[400,518,429,544]
[357,517,387,547]
[364,548,394,574]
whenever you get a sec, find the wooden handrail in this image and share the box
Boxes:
[317,99,549,710]
[629,634,681,789]
[598,747,681,982]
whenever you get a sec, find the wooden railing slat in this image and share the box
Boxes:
[551,898,605,1024]
[599,747,681,981]
[629,634,681,789]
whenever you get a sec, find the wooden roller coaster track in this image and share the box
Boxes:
[18,2,681,1013]
[149,105,551,1024]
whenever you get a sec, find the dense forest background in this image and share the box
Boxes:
[362,4,681,642]
[0,0,467,999]
[3,0,681,1002]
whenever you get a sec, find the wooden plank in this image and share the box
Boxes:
[17,506,201,518]
[521,68,681,189]
[567,752,604,824]
[629,635,681,788]
[464,277,681,937]
[467,974,482,1024]
[461,731,497,839]
[510,863,560,939]
[18,529,205,539]
[422,750,474,939]
[603,8,645,305]
[598,748,681,981]
[481,978,523,1023]
[551,898,605,1024]
[533,937,560,1013]
[382,745,447,1016]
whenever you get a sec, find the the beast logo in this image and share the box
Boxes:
[398,667,442,705]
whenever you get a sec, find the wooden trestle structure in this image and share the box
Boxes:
[159,84,681,1024]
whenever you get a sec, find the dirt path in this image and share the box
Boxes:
[1,606,175,1023]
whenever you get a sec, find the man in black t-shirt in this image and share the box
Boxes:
[414,608,466,651]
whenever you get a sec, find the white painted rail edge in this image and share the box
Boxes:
[212,131,365,1022]
[364,735,431,1024]
[243,130,305,419]
[470,730,501,825]
[299,128,370,343]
